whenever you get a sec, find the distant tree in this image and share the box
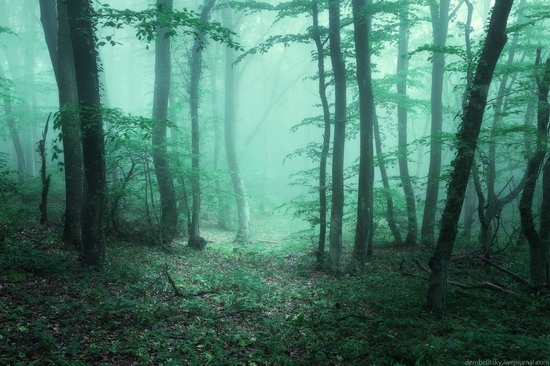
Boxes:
[151,0,178,247]
[427,0,514,313]
[0,64,25,184]
[328,0,347,271]
[222,6,252,244]
[66,0,107,266]
[519,50,550,286]
[39,0,84,248]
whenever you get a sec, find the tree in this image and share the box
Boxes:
[39,0,84,248]
[351,0,375,273]
[426,0,514,313]
[66,0,108,266]
[151,0,178,247]
[421,0,451,247]
[0,63,25,184]
[222,6,252,244]
[328,0,347,271]
[396,0,417,246]
[519,51,550,286]
[311,0,332,264]
[188,0,217,249]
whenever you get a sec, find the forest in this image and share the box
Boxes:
[0,0,549,364]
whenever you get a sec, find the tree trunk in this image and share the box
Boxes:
[396,0,417,247]
[351,0,375,273]
[479,0,526,257]
[209,47,228,230]
[328,0,347,271]
[152,0,178,246]
[427,0,513,313]
[66,0,108,266]
[421,0,450,247]
[38,115,51,225]
[223,7,252,244]
[39,0,84,249]
[311,0,332,264]
[374,112,402,246]
[188,0,217,248]
[519,51,550,286]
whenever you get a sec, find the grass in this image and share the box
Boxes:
[0,215,549,365]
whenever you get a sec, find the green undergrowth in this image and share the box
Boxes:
[0,217,549,365]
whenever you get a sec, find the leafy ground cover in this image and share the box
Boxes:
[1,215,549,365]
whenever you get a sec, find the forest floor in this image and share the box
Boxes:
[0,214,549,365]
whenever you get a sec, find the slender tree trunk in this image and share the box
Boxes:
[223,7,252,243]
[480,0,525,257]
[374,112,402,245]
[39,0,83,249]
[38,115,51,225]
[427,0,513,313]
[0,64,26,184]
[351,0,375,273]
[209,47,228,230]
[396,0,417,247]
[152,0,178,246]
[188,0,217,248]
[421,0,450,247]
[328,0,347,271]
[66,0,108,266]
[311,0,332,264]
[519,51,550,286]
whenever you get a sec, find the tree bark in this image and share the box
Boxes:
[328,0,347,271]
[351,0,375,273]
[421,0,450,247]
[188,0,218,248]
[66,0,108,266]
[39,0,83,249]
[152,0,178,246]
[223,7,252,244]
[427,0,513,313]
[311,0,332,264]
[396,0,417,247]
[519,51,550,286]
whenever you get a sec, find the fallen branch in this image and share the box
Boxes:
[164,263,183,297]
[448,280,520,297]
[475,255,534,288]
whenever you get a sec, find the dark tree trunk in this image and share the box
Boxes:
[519,51,550,286]
[38,115,51,225]
[223,7,252,244]
[39,0,83,249]
[311,0,332,265]
[66,0,108,266]
[374,113,402,246]
[152,0,178,246]
[328,0,347,271]
[427,0,513,313]
[351,0,375,273]
[479,0,526,257]
[421,0,450,247]
[396,0,417,247]
[188,0,217,248]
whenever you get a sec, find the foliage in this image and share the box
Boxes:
[95,2,243,51]
[1,217,549,365]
